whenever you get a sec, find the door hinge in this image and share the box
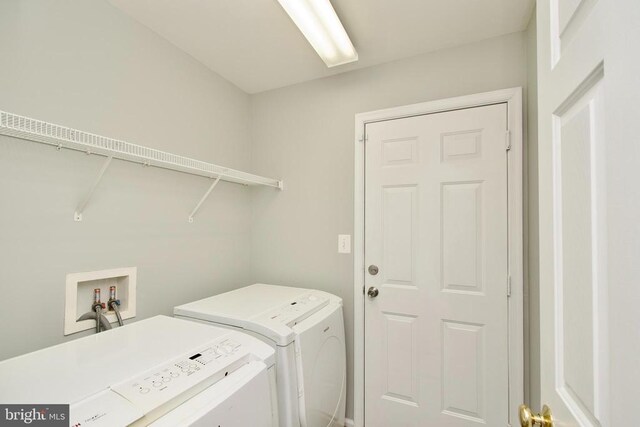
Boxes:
[505,130,512,151]
[507,275,512,297]
[359,133,368,143]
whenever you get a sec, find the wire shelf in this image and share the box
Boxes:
[0,110,282,189]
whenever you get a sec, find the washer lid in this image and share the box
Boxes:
[174,284,341,346]
[0,316,274,405]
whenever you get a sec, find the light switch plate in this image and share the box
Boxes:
[338,234,351,254]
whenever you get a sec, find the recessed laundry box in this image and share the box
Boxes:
[174,283,347,427]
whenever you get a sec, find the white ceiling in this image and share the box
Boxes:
[107,0,535,94]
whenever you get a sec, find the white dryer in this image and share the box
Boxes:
[0,316,278,426]
[174,284,346,427]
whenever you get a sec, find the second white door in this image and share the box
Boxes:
[364,103,510,426]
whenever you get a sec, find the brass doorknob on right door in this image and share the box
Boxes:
[519,404,553,427]
[367,287,379,298]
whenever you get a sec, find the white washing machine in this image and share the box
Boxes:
[0,316,278,426]
[174,283,346,427]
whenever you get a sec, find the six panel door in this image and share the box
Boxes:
[364,104,510,426]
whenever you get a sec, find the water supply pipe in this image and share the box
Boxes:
[108,285,124,327]
[76,288,112,333]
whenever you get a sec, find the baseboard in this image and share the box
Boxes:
[344,418,355,427]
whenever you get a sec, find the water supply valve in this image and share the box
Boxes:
[108,286,121,310]
[92,288,106,311]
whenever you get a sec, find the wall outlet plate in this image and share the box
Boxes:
[64,267,137,335]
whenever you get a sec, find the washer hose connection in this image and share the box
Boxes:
[76,288,112,333]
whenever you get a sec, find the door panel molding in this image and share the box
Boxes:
[551,66,607,427]
[354,87,524,427]
[537,0,610,421]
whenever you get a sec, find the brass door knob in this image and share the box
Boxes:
[519,404,553,427]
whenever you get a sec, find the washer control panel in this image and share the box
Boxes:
[259,292,329,327]
[111,338,244,413]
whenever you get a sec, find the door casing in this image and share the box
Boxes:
[353,87,524,427]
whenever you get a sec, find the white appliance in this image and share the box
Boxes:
[0,316,278,426]
[174,284,346,427]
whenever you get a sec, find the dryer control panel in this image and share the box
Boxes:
[111,338,246,414]
[257,292,329,327]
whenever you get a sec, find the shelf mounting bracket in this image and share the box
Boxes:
[74,156,113,222]
[188,175,223,223]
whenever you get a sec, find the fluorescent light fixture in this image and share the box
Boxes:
[277,0,358,67]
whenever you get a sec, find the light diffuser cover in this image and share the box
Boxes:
[277,0,358,67]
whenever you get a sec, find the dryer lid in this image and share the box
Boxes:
[174,284,341,346]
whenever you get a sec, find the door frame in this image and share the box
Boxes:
[353,87,524,427]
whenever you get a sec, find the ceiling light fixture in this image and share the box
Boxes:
[277,0,358,67]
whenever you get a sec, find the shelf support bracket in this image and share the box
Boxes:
[74,156,113,222]
[188,175,222,223]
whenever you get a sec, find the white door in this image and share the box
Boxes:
[364,104,510,426]
[534,0,609,425]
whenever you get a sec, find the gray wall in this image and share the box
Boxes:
[249,32,529,419]
[0,0,253,359]
[1,3,536,421]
